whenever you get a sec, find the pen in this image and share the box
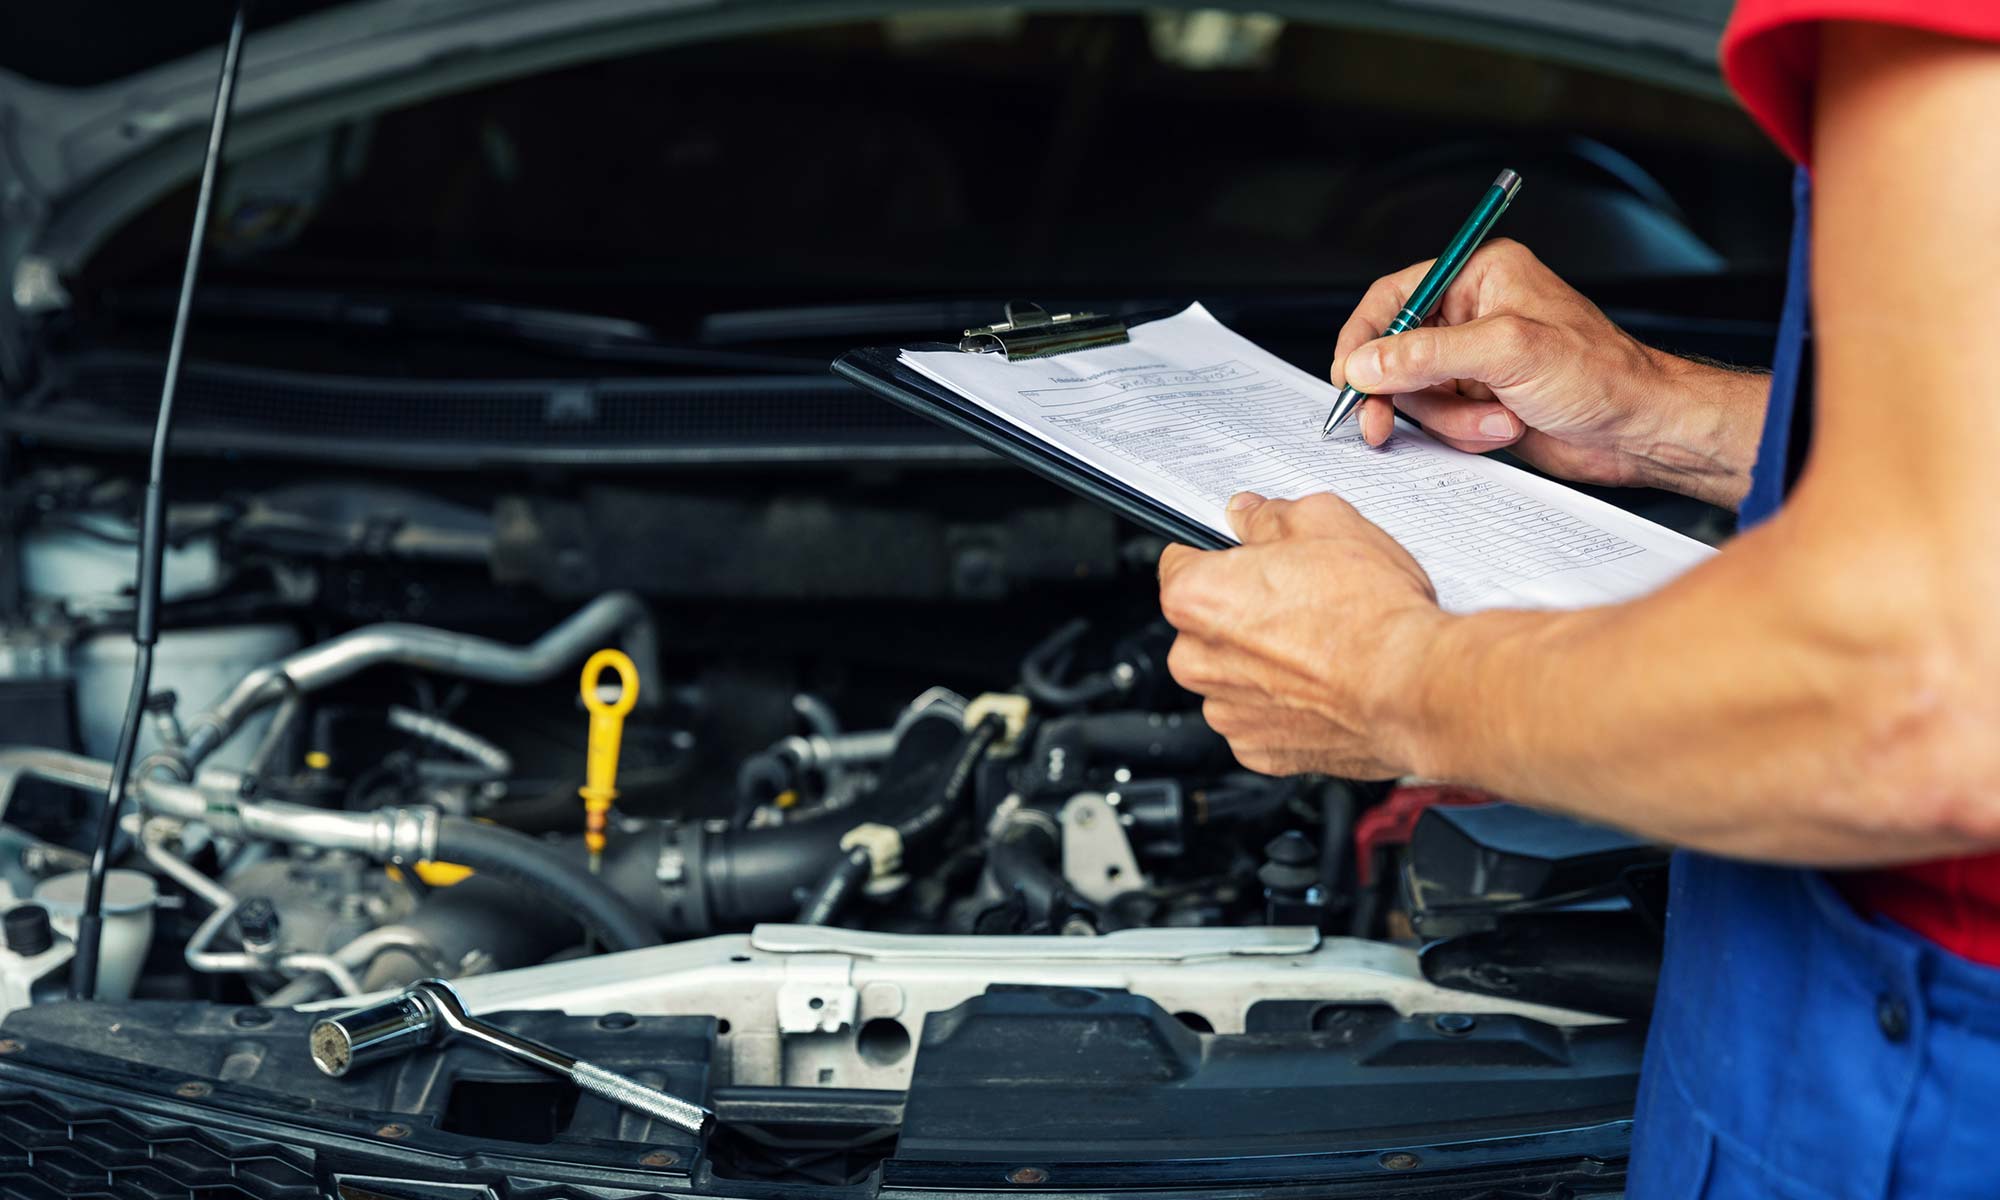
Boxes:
[1322,168,1523,438]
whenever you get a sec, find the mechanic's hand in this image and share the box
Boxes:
[1333,239,1766,510]
[1158,492,1444,779]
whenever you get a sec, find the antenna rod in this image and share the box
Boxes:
[72,1,251,1000]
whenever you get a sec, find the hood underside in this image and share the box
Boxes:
[1,0,1731,280]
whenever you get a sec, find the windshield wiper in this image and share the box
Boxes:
[104,285,828,373]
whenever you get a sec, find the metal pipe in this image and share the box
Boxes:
[147,818,440,996]
[244,688,305,779]
[184,895,260,975]
[139,820,234,911]
[0,748,438,863]
[261,926,441,1008]
[176,591,659,768]
[386,706,512,777]
[775,730,899,773]
[279,952,363,997]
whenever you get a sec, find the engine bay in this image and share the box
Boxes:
[0,454,1674,1193]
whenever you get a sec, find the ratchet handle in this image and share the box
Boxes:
[571,1059,713,1135]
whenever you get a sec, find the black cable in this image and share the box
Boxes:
[71,2,250,1000]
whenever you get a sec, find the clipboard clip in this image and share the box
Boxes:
[959,301,1130,361]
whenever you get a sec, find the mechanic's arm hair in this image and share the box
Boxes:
[1390,22,2000,864]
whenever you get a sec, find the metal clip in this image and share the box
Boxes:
[959,302,1129,361]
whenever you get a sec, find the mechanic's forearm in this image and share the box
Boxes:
[1384,509,2000,865]
[1622,349,1768,510]
[1373,24,2000,866]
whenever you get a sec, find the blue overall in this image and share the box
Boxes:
[1624,168,2000,1197]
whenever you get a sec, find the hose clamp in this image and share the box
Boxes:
[375,806,440,865]
[839,822,904,879]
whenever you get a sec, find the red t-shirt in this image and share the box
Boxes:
[1721,0,2000,965]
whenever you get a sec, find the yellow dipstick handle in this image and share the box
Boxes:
[579,648,639,871]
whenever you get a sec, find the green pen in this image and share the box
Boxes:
[1322,168,1523,438]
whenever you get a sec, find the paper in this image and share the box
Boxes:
[902,303,1713,612]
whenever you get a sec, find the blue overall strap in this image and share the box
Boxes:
[1738,166,1814,529]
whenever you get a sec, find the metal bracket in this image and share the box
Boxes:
[775,955,858,1035]
[1060,792,1146,905]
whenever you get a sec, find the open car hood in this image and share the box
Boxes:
[0,0,1732,291]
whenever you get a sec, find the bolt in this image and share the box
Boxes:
[175,1081,212,1099]
[375,1123,411,1140]
[1007,1166,1049,1185]
[235,897,280,949]
[1432,1013,1477,1036]
[639,1150,680,1168]
[0,1039,22,1055]
[1379,1151,1420,1171]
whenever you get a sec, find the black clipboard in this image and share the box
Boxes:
[831,304,1234,551]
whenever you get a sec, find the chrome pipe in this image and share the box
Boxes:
[0,749,437,863]
[177,591,659,768]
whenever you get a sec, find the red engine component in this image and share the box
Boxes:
[1353,784,1493,886]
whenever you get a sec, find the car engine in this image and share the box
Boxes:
[0,460,1666,1098]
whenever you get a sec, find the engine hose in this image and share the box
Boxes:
[984,821,1072,925]
[892,713,1006,846]
[1018,619,1121,710]
[432,818,656,952]
[602,716,998,935]
[1028,711,1231,796]
[795,846,873,926]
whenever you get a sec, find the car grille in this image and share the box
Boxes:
[0,1084,318,1200]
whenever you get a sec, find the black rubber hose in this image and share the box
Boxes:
[601,716,1001,935]
[985,822,1068,923]
[1035,712,1231,772]
[1318,781,1358,904]
[796,846,873,926]
[433,817,657,951]
[893,714,1006,846]
[1019,618,1120,710]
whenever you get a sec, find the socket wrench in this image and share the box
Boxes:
[309,978,713,1136]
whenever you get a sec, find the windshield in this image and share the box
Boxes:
[77,9,1789,340]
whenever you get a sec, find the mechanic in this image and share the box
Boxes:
[1156,6,2000,1198]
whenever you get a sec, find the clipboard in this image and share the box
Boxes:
[831,303,1233,551]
